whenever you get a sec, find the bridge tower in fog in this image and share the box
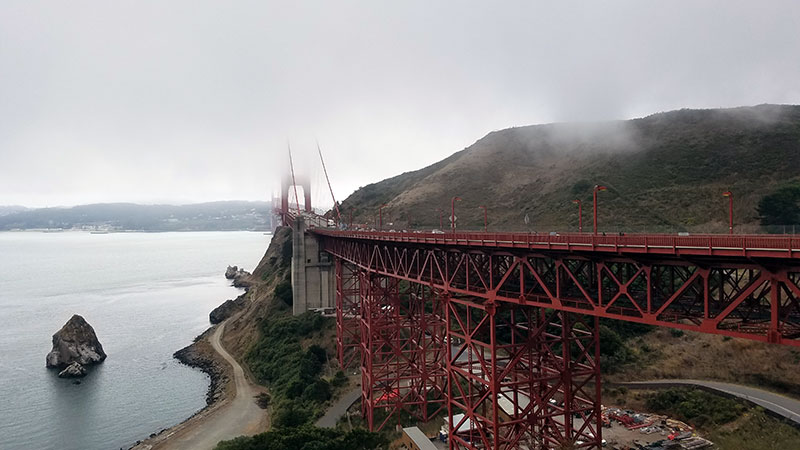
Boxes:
[277,167,336,317]
[280,173,312,226]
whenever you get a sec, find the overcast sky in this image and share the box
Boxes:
[1,1,799,208]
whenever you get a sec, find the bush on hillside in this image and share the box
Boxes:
[645,388,746,428]
[214,426,389,450]
[245,311,332,427]
[758,183,800,227]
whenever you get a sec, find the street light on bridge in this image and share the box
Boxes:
[593,185,607,235]
[437,208,444,230]
[572,199,583,233]
[451,197,461,232]
[723,191,733,234]
[478,205,487,232]
[379,204,388,231]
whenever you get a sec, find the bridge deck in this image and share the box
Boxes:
[313,229,800,261]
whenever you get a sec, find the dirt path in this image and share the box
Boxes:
[146,321,267,450]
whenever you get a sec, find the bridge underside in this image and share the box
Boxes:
[335,260,602,449]
[325,235,800,449]
[324,237,800,346]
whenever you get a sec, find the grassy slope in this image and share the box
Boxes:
[340,104,800,233]
[610,327,800,398]
[215,227,387,449]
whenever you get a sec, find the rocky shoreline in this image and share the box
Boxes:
[127,266,253,449]
[127,326,232,450]
[173,328,229,406]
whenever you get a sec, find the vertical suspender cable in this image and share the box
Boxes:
[317,140,342,224]
[288,142,302,215]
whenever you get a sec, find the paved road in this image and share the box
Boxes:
[316,387,361,428]
[619,379,800,424]
[154,321,267,450]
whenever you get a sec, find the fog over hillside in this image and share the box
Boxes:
[340,105,800,234]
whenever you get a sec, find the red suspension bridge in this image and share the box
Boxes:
[276,156,800,449]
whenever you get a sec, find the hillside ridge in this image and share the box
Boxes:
[340,104,800,233]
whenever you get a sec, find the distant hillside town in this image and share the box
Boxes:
[0,201,273,232]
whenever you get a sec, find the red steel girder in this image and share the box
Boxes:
[321,237,800,346]
[336,259,361,370]
[359,272,447,431]
[313,229,800,260]
[445,296,602,449]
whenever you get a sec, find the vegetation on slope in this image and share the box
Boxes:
[645,388,800,450]
[216,227,386,450]
[339,105,800,233]
[610,327,800,398]
[215,427,387,450]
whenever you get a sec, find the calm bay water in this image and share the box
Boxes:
[0,231,270,450]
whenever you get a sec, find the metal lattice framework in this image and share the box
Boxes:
[335,259,361,369]
[445,298,601,449]
[358,271,447,430]
[319,231,800,345]
[318,229,800,449]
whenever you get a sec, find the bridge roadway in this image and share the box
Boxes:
[314,228,800,346]
[307,225,800,448]
[313,229,800,261]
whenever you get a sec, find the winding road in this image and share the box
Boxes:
[619,379,800,425]
[153,321,267,450]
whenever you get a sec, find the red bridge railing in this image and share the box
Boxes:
[312,229,800,260]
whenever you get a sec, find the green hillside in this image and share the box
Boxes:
[340,105,800,234]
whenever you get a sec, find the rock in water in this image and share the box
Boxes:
[224,265,252,288]
[58,362,87,378]
[46,314,107,369]
[225,265,241,279]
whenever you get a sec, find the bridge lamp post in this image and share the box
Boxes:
[379,204,388,231]
[478,205,487,232]
[572,199,583,233]
[437,208,444,230]
[723,191,733,234]
[451,197,462,232]
[593,185,607,235]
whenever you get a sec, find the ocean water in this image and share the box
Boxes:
[0,231,270,450]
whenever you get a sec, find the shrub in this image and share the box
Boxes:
[645,388,746,428]
[275,279,293,306]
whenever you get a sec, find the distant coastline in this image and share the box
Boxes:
[0,201,274,232]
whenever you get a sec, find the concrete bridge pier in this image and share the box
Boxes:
[292,216,336,315]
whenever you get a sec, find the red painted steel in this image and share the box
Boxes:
[359,271,447,431]
[316,229,800,346]
[318,226,800,448]
[335,259,361,370]
[313,229,800,260]
[445,297,602,449]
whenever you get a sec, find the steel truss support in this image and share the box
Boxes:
[321,236,800,346]
[336,258,361,369]
[360,271,447,431]
[445,296,602,449]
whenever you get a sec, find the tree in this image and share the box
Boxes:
[758,184,800,227]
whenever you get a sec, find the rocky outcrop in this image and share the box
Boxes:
[46,314,106,370]
[225,265,252,288]
[209,294,247,324]
[58,362,87,378]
